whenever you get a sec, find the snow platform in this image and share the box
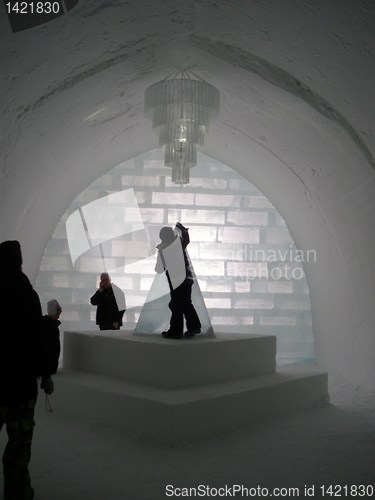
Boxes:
[54,331,328,444]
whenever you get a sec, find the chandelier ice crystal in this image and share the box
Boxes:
[144,69,220,184]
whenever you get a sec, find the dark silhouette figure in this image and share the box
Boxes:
[90,273,126,330]
[40,299,62,395]
[155,222,201,339]
[0,240,49,500]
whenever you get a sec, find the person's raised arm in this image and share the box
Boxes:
[176,222,190,248]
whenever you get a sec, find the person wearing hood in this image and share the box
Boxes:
[0,240,45,500]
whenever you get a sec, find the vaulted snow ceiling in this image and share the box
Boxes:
[1,0,375,388]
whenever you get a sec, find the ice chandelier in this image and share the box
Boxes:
[144,69,220,185]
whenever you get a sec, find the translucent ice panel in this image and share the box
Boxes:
[66,189,144,266]
[66,209,90,266]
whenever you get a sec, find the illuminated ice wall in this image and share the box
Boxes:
[36,150,314,363]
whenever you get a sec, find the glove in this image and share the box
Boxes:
[41,377,54,395]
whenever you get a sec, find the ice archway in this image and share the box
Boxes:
[36,150,314,363]
[2,1,375,388]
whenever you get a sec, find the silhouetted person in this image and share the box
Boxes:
[155,222,201,338]
[40,299,62,396]
[0,240,49,500]
[90,273,126,330]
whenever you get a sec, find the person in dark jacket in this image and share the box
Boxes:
[40,299,62,394]
[155,222,201,339]
[90,273,126,330]
[0,240,49,500]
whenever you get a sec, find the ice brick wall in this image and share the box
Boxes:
[36,150,314,363]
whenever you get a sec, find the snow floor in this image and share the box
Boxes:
[1,373,374,500]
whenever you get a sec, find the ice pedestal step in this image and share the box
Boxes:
[63,331,277,388]
[58,331,328,444]
[53,365,328,445]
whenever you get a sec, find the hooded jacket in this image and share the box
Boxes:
[0,270,43,405]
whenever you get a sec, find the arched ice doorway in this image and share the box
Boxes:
[36,149,314,364]
[4,24,373,386]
